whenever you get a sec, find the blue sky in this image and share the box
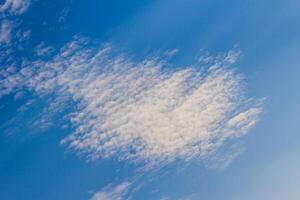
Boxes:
[0,0,300,200]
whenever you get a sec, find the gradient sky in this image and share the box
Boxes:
[0,0,300,200]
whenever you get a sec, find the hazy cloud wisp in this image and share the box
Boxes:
[90,182,131,200]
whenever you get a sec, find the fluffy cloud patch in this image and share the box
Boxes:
[0,38,262,167]
[0,20,13,44]
[0,0,30,15]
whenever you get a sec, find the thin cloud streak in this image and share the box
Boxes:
[90,182,131,200]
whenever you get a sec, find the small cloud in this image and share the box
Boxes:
[57,7,70,23]
[90,182,131,200]
[0,20,13,44]
[21,29,31,39]
[14,91,24,100]
[16,29,31,42]
[225,49,241,64]
[35,43,55,57]
[164,48,179,58]
[0,20,31,47]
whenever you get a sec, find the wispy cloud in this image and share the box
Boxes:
[90,182,131,200]
[205,143,245,170]
[0,37,262,168]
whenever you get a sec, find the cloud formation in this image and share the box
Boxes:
[0,38,262,167]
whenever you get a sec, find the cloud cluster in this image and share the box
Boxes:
[0,0,31,61]
[0,0,30,15]
[0,38,261,167]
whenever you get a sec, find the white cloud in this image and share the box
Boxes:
[35,43,55,57]
[0,38,262,168]
[0,20,13,44]
[0,0,31,48]
[0,20,30,46]
[0,0,30,15]
[164,48,179,58]
[90,182,131,200]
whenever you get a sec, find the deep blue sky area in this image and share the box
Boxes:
[1,0,300,200]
